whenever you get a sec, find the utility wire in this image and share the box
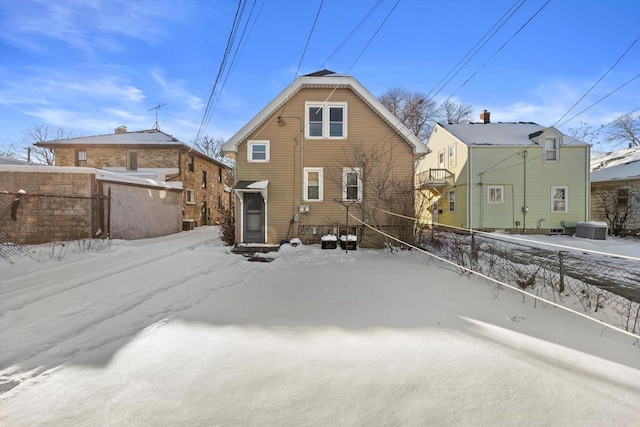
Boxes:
[294,0,324,80]
[435,0,551,108]
[425,0,527,102]
[553,34,640,128]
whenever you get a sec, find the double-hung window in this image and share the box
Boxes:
[306,102,347,139]
[448,145,456,168]
[544,137,559,162]
[487,186,504,204]
[202,171,207,188]
[186,189,196,205]
[76,150,87,167]
[247,140,270,162]
[304,167,323,201]
[551,186,568,213]
[448,189,456,212]
[617,187,629,206]
[342,167,362,202]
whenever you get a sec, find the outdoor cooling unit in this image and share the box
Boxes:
[575,222,607,240]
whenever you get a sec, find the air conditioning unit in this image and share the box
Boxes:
[575,222,607,240]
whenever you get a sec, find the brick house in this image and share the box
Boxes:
[36,127,231,226]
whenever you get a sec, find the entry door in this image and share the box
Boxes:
[201,201,208,225]
[243,192,265,243]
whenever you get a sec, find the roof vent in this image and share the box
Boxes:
[115,126,128,134]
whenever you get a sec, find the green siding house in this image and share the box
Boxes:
[416,110,590,234]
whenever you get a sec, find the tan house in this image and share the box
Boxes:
[590,146,640,235]
[36,127,231,227]
[222,70,428,247]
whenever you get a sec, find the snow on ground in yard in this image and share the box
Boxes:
[1,227,639,426]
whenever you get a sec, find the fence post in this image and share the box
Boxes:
[558,251,566,293]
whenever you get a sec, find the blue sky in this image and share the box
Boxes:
[1,0,639,154]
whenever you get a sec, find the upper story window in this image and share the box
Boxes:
[487,185,504,204]
[342,167,362,202]
[127,151,137,170]
[305,102,347,139]
[202,171,207,188]
[438,149,445,168]
[304,167,323,202]
[551,186,568,213]
[247,140,270,162]
[188,155,195,172]
[218,167,223,183]
[544,137,559,162]
[76,150,87,167]
[448,145,456,168]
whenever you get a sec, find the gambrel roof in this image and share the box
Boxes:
[435,122,586,147]
[223,72,428,155]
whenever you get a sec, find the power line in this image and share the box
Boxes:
[425,0,527,102]
[553,34,640,128]
[435,0,551,108]
[294,0,324,80]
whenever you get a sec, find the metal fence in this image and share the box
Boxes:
[0,191,111,263]
[418,226,640,334]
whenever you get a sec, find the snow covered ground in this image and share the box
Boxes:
[1,227,639,426]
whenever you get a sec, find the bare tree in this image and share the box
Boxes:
[592,185,639,236]
[191,135,234,167]
[8,124,72,165]
[378,87,438,140]
[606,114,640,148]
[438,99,473,124]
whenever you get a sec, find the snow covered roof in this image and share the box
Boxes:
[590,146,640,182]
[437,122,586,147]
[35,129,182,147]
[0,164,182,190]
[0,156,44,165]
[223,72,428,155]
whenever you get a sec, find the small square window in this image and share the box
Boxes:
[487,186,503,204]
[248,140,270,162]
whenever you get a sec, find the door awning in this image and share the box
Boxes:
[234,180,268,201]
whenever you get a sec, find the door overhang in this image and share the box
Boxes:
[233,180,268,201]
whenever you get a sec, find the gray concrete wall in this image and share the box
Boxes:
[102,181,182,240]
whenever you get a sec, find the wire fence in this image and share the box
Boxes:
[417,226,640,334]
[0,191,111,263]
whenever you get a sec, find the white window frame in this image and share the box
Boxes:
[617,187,629,207]
[303,167,324,202]
[305,102,347,139]
[247,140,270,163]
[186,189,196,205]
[544,137,559,162]
[448,189,456,212]
[76,150,87,167]
[342,167,362,202]
[551,186,568,213]
[487,186,504,204]
[438,149,445,168]
[448,144,456,168]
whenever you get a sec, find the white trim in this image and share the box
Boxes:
[303,167,323,202]
[305,102,347,139]
[448,188,456,212]
[448,144,456,168]
[487,185,504,204]
[222,75,427,154]
[551,186,568,213]
[543,137,559,162]
[247,140,270,163]
[342,167,362,202]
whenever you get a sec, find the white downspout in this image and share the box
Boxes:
[585,144,590,220]
[468,146,472,230]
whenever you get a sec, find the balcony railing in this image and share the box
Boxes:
[417,168,454,188]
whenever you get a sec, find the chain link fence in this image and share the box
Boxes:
[0,191,111,263]
[418,226,640,334]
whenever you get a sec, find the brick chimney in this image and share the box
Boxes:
[115,126,128,134]
[480,110,490,124]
